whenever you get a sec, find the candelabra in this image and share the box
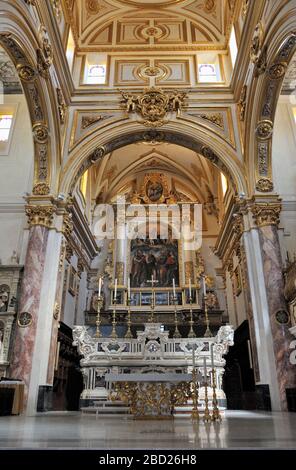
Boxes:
[110,298,118,339]
[203,296,213,338]
[149,289,155,323]
[188,296,195,338]
[203,375,211,423]
[95,295,103,338]
[173,294,181,338]
[125,295,132,339]
[211,368,222,422]
[191,367,199,420]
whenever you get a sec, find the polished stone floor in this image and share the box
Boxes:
[0,411,295,449]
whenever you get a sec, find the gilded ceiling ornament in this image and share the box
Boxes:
[32,182,51,196]
[81,115,110,129]
[242,0,249,17]
[254,45,267,77]
[56,88,66,125]
[255,178,274,193]
[23,0,36,5]
[65,244,74,262]
[195,112,224,128]
[32,123,49,144]
[268,62,288,80]
[238,85,247,121]
[256,119,273,140]
[53,302,60,320]
[258,142,268,175]
[251,203,281,227]
[86,0,106,15]
[25,205,55,228]
[201,146,218,163]
[51,0,62,22]
[37,27,53,78]
[120,87,187,127]
[16,64,36,82]
[142,66,161,77]
[250,22,264,64]
[90,146,106,163]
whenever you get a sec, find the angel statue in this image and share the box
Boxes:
[120,91,137,113]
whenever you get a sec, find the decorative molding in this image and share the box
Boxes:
[32,182,51,196]
[32,123,49,144]
[255,178,274,193]
[194,112,224,128]
[81,115,110,129]
[56,88,66,125]
[256,120,273,140]
[238,85,247,122]
[36,27,53,79]
[120,87,187,127]
[62,213,74,239]
[25,205,55,228]
[268,62,288,80]
[250,21,264,64]
[251,203,281,227]
[16,64,37,82]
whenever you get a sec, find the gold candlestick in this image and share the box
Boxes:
[188,297,195,338]
[173,294,181,338]
[203,296,213,338]
[95,295,103,338]
[125,295,132,339]
[203,376,211,423]
[211,368,222,422]
[110,298,118,339]
[191,367,199,420]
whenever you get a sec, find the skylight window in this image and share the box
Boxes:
[0,114,13,142]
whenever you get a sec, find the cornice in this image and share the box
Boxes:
[69,197,98,262]
[214,196,241,261]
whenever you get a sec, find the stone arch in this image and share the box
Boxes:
[0,4,62,196]
[59,120,247,197]
[246,10,296,193]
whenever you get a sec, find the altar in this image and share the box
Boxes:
[73,322,234,417]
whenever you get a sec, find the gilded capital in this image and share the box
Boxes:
[26,205,55,228]
[62,212,73,238]
[251,203,281,227]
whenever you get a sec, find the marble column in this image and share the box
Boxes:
[9,203,65,414]
[251,202,296,410]
[9,224,49,400]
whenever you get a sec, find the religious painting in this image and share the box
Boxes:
[130,238,179,287]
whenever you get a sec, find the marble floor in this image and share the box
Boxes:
[0,411,295,449]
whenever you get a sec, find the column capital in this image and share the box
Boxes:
[25,204,56,229]
[251,202,281,227]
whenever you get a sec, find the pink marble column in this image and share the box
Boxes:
[9,225,49,404]
[257,223,296,409]
[46,241,66,384]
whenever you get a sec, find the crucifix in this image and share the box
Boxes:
[146,275,159,322]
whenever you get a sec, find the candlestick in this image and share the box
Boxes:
[189,278,192,298]
[173,278,176,297]
[125,293,132,339]
[210,343,214,369]
[173,291,181,338]
[211,367,222,422]
[192,346,195,367]
[95,294,103,338]
[203,357,207,382]
[127,277,130,299]
[202,275,206,296]
[110,297,118,339]
[98,277,102,298]
[114,278,118,299]
[203,298,213,338]
[188,295,195,338]
[191,367,199,421]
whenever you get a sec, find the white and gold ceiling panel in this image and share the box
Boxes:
[67,0,234,50]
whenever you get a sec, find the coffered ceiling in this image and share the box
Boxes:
[63,0,236,51]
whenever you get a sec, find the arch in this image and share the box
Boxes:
[0,3,61,196]
[245,7,296,194]
[59,120,247,197]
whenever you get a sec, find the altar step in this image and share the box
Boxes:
[81,400,130,417]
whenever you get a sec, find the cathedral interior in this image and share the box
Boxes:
[0,0,296,455]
